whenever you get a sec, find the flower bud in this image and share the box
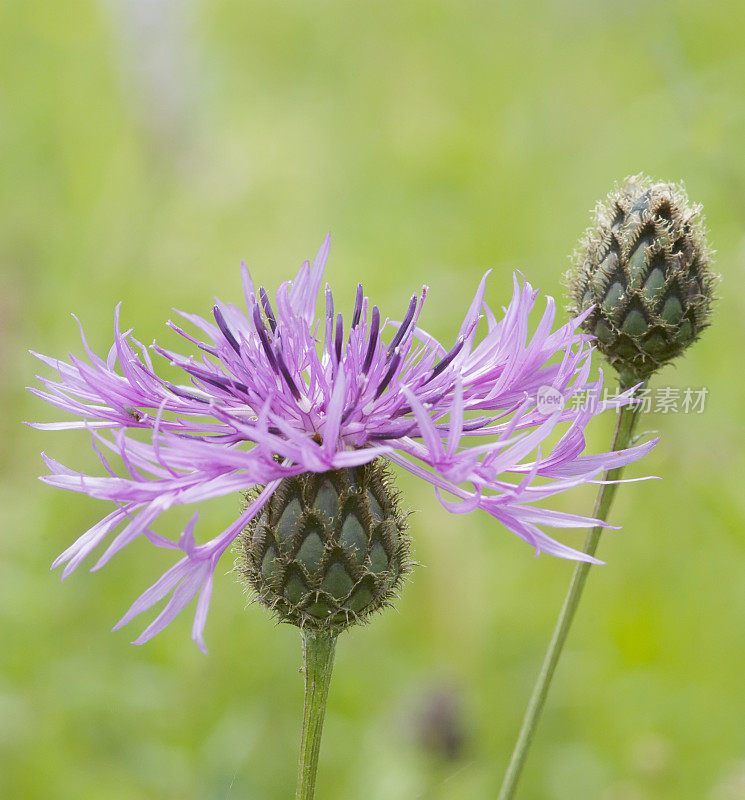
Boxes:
[568,174,716,386]
[236,459,411,633]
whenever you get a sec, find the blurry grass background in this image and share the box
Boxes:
[2,1,745,798]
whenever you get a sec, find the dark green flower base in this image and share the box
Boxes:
[236,459,411,633]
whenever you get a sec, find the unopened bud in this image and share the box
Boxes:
[568,174,716,386]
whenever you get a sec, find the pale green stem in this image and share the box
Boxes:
[497,389,645,800]
[296,629,337,800]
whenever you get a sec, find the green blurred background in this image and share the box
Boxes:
[2,1,745,798]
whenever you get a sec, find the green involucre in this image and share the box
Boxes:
[236,459,412,633]
[567,174,716,385]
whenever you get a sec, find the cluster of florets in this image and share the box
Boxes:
[31,236,654,651]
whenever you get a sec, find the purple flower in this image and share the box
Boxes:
[30,236,655,652]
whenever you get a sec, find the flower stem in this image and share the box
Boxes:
[497,391,644,800]
[296,629,337,800]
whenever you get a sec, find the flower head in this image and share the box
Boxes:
[30,236,655,652]
[567,174,716,386]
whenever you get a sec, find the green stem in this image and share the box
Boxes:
[497,390,645,800]
[296,629,337,800]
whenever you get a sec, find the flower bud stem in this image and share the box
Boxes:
[497,385,645,800]
[296,629,337,800]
